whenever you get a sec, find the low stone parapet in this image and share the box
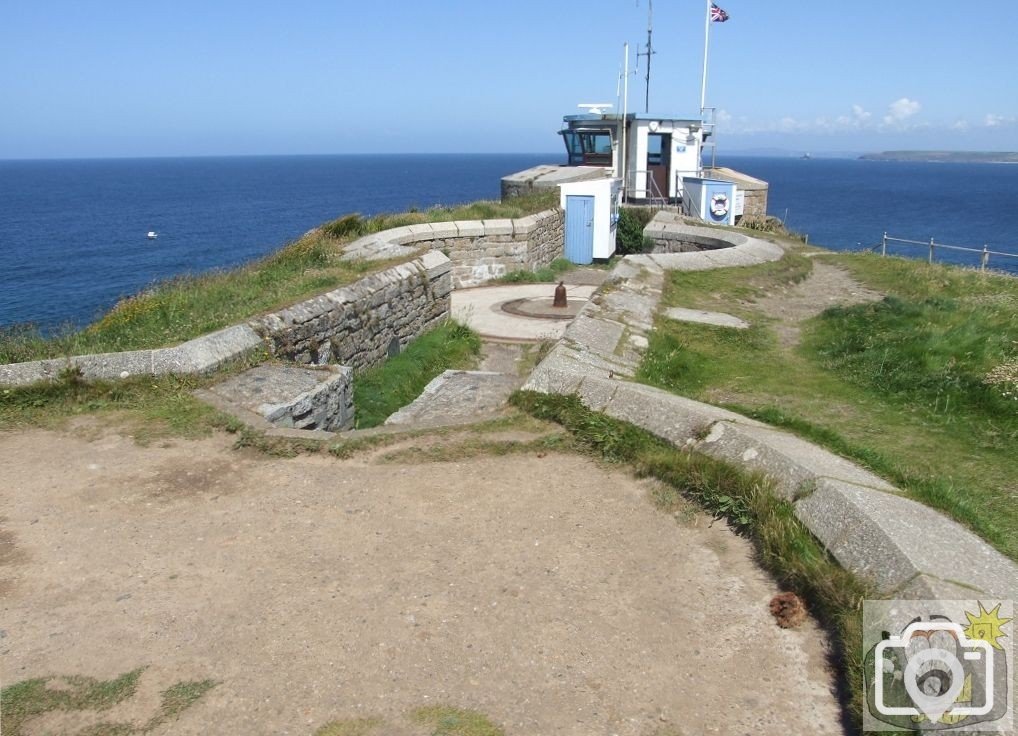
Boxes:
[341,209,565,288]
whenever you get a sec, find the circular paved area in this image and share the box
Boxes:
[452,284,598,342]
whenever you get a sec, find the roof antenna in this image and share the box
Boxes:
[636,0,655,113]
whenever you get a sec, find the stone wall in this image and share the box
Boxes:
[250,250,452,370]
[643,211,752,254]
[340,209,565,289]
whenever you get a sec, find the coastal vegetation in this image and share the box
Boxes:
[0,668,216,736]
[352,320,481,428]
[637,249,1018,559]
[319,191,557,239]
[0,192,557,365]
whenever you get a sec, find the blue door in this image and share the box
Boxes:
[564,195,595,265]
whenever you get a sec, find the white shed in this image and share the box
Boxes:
[559,178,622,264]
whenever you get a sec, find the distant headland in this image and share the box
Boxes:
[860,150,1018,163]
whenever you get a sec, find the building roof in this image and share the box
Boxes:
[562,113,702,126]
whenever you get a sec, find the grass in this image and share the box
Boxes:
[0,356,256,439]
[320,192,559,239]
[493,257,572,284]
[377,432,570,463]
[635,249,1017,559]
[509,390,871,731]
[313,717,384,736]
[0,669,216,736]
[410,705,506,736]
[352,321,482,428]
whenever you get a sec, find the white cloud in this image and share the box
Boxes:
[883,97,921,127]
[984,113,1016,127]
[951,119,970,131]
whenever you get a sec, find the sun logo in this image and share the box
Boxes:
[964,602,1012,651]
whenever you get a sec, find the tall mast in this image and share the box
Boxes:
[636,0,655,113]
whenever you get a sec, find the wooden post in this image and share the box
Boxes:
[982,245,989,272]
[881,232,887,257]
[929,237,935,264]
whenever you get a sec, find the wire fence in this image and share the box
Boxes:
[878,233,1018,272]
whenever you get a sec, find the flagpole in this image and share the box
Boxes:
[700,0,711,115]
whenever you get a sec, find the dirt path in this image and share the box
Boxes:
[0,427,842,735]
[753,261,884,348]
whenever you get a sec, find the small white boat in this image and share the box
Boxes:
[147,231,158,240]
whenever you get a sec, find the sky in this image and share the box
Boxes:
[2,0,1017,159]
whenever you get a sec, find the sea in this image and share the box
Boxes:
[1,153,1016,332]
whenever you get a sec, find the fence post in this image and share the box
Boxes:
[982,245,989,272]
[929,237,935,264]
[882,232,887,257]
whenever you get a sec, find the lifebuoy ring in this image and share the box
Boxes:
[710,193,729,219]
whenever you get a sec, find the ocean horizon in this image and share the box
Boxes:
[1,152,1016,333]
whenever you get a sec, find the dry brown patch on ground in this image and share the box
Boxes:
[1,427,842,735]
[752,261,884,347]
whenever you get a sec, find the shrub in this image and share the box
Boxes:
[615,207,656,255]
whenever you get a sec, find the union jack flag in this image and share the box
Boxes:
[710,3,730,22]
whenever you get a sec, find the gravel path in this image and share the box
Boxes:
[753,261,884,347]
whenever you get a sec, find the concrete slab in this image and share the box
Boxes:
[663,307,750,329]
[202,364,353,431]
[385,370,521,426]
[153,324,264,374]
[453,220,485,239]
[427,222,459,240]
[649,252,724,271]
[71,350,154,380]
[794,480,1018,599]
[590,380,756,445]
[562,314,625,356]
[696,420,898,500]
[481,219,514,237]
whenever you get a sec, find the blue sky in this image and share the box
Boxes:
[2,0,1016,158]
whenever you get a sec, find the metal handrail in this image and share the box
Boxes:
[681,181,703,221]
[880,233,1018,271]
[626,169,669,204]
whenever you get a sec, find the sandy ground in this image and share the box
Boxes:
[0,426,844,735]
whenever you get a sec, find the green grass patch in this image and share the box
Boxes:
[313,717,384,736]
[410,705,506,736]
[321,192,558,239]
[636,250,1017,559]
[377,432,570,463]
[0,669,215,736]
[494,258,572,284]
[352,321,482,428]
[0,358,255,439]
[510,390,871,730]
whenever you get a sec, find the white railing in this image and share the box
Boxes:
[879,233,1018,272]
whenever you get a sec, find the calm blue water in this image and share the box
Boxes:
[0,154,555,332]
[1,153,1016,332]
[719,155,1018,269]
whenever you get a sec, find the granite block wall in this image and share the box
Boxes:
[249,251,452,370]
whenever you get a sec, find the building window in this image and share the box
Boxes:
[561,131,613,166]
